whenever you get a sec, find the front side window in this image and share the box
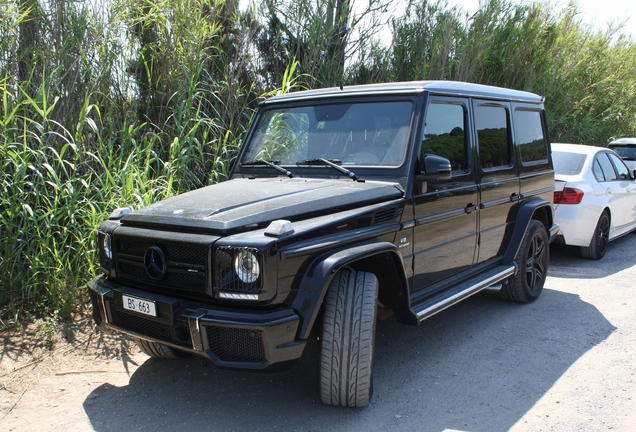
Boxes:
[421,102,468,173]
[241,101,413,167]
[475,104,512,170]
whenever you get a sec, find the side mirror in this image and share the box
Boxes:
[416,154,452,182]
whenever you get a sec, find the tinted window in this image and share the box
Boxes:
[608,153,630,180]
[475,105,512,169]
[515,109,548,163]
[597,153,618,181]
[552,151,587,175]
[421,103,468,173]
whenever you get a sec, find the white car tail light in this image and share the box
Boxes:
[554,187,584,204]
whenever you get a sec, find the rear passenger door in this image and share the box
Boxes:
[607,153,636,229]
[596,152,629,230]
[472,100,519,264]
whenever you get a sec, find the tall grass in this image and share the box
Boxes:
[0,0,305,329]
[389,0,636,143]
[0,78,244,328]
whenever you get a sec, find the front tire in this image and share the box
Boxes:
[500,220,549,303]
[580,211,610,260]
[320,269,378,408]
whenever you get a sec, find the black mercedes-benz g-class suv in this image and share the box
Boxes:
[88,81,558,407]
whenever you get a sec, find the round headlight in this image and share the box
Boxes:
[102,233,112,260]
[234,250,260,284]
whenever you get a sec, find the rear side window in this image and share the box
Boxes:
[515,109,548,164]
[474,104,512,169]
[593,159,605,181]
[608,153,630,180]
[596,153,618,181]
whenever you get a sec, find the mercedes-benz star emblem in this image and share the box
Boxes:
[144,245,167,280]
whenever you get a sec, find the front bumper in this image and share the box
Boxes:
[88,276,306,370]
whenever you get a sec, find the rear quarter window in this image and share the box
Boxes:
[515,109,548,164]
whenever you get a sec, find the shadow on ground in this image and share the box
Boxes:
[549,232,636,279]
[83,236,633,431]
[83,293,614,431]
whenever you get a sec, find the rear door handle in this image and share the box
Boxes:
[464,203,478,214]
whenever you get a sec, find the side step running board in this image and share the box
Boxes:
[411,265,516,323]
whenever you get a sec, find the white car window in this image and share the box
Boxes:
[593,159,605,182]
[608,153,630,180]
[552,151,586,175]
[596,153,618,181]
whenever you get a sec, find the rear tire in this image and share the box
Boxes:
[580,211,610,260]
[136,338,184,359]
[500,220,549,303]
[320,269,378,408]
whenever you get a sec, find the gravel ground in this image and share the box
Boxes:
[1,236,635,431]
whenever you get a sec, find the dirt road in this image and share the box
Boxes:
[2,236,635,431]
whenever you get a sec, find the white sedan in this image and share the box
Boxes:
[552,143,636,259]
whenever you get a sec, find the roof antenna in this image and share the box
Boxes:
[338,79,343,91]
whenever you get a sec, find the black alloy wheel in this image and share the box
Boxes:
[580,211,610,260]
[500,220,549,303]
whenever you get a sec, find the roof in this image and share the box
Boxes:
[263,81,545,105]
[609,137,636,146]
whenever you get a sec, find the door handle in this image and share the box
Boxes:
[464,203,478,214]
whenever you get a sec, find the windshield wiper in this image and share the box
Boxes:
[296,158,359,181]
[241,159,294,178]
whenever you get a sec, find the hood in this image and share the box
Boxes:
[121,178,404,234]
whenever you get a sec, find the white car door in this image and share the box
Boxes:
[607,152,636,232]
[595,152,628,232]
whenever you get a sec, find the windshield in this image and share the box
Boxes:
[241,101,413,168]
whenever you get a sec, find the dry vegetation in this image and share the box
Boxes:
[1,314,138,420]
